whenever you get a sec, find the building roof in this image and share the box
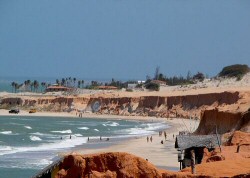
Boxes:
[97,86,118,90]
[46,86,69,89]
[175,134,221,150]
[151,80,166,85]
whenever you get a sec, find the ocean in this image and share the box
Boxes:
[0,115,169,178]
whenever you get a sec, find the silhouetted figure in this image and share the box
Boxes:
[106,138,109,141]
[150,136,153,142]
[88,137,89,141]
[100,136,102,140]
[147,136,149,142]
[70,135,72,139]
[164,131,167,140]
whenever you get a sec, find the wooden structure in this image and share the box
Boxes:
[175,134,221,169]
[45,86,72,92]
[31,157,64,178]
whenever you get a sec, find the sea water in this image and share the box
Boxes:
[0,116,169,178]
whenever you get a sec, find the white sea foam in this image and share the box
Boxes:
[124,128,155,135]
[30,132,57,139]
[118,122,169,136]
[77,127,89,130]
[0,131,12,135]
[103,121,119,127]
[24,126,32,129]
[31,158,53,167]
[0,136,88,156]
[30,136,42,141]
[109,122,119,126]
[74,134,83,137]
[31,132,45,136]
[94,129,99,132]
[51,129,72,134]
[0,146,12,151]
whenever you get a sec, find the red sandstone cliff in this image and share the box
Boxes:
[1,91,249,134]
[0,91,243,117]
[52,152,250,178]
[195,109,250,134]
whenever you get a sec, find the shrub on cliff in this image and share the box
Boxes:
[218,64,250,80]
[193,72,205,82]
[144,82,160,91]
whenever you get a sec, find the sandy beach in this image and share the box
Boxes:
[0,109,199,170]
[75,117,199,170]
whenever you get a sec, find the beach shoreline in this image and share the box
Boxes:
[0,109,198,171]
[0,109,170,122]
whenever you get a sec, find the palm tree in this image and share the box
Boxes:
[26,80,31,91]
[73,78,76,87]
[33,80,39,92]
[14,83,19,93]
[81,80,84,88]
[41,82,47,92]
[61,78,66,86]
[30,82,34,92]
[56,79,60,86]
[69,77,72,87]
[11,82,16,93]
[78,80,81,88]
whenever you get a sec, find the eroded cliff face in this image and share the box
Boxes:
[1,91,248,134]
[0,91,243,117]
[195,109,250,134]
[52,152,250,178]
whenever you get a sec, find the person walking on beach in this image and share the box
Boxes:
[164,131,167,140]
[70,135,72,139]
[147,136,149,142]
[150,136,153,142]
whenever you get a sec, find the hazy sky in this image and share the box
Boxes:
[0,0,250,80]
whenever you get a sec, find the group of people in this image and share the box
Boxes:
[86,136,110,142]
[147,130,175,144]
[146,136,153,142]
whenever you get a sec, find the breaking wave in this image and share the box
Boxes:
[51,130,72,134]
[30,136,42,141]
[77,127,89,130]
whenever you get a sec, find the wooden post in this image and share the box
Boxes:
[237,145,240,153]
[191,150,196,174]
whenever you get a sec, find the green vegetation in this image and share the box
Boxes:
[193,72,205,82]
[144,82,160,91]
[9,64,249,93]
[218,64,250,80]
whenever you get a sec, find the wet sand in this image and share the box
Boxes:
[71,117,199,170]
[0,109,199,170]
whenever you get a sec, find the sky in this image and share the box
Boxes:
[0,0,250,80]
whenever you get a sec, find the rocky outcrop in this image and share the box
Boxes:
[229,131,250,146]
[195,109,250,134]
[55,152,163,178]
[46,152,250,178]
